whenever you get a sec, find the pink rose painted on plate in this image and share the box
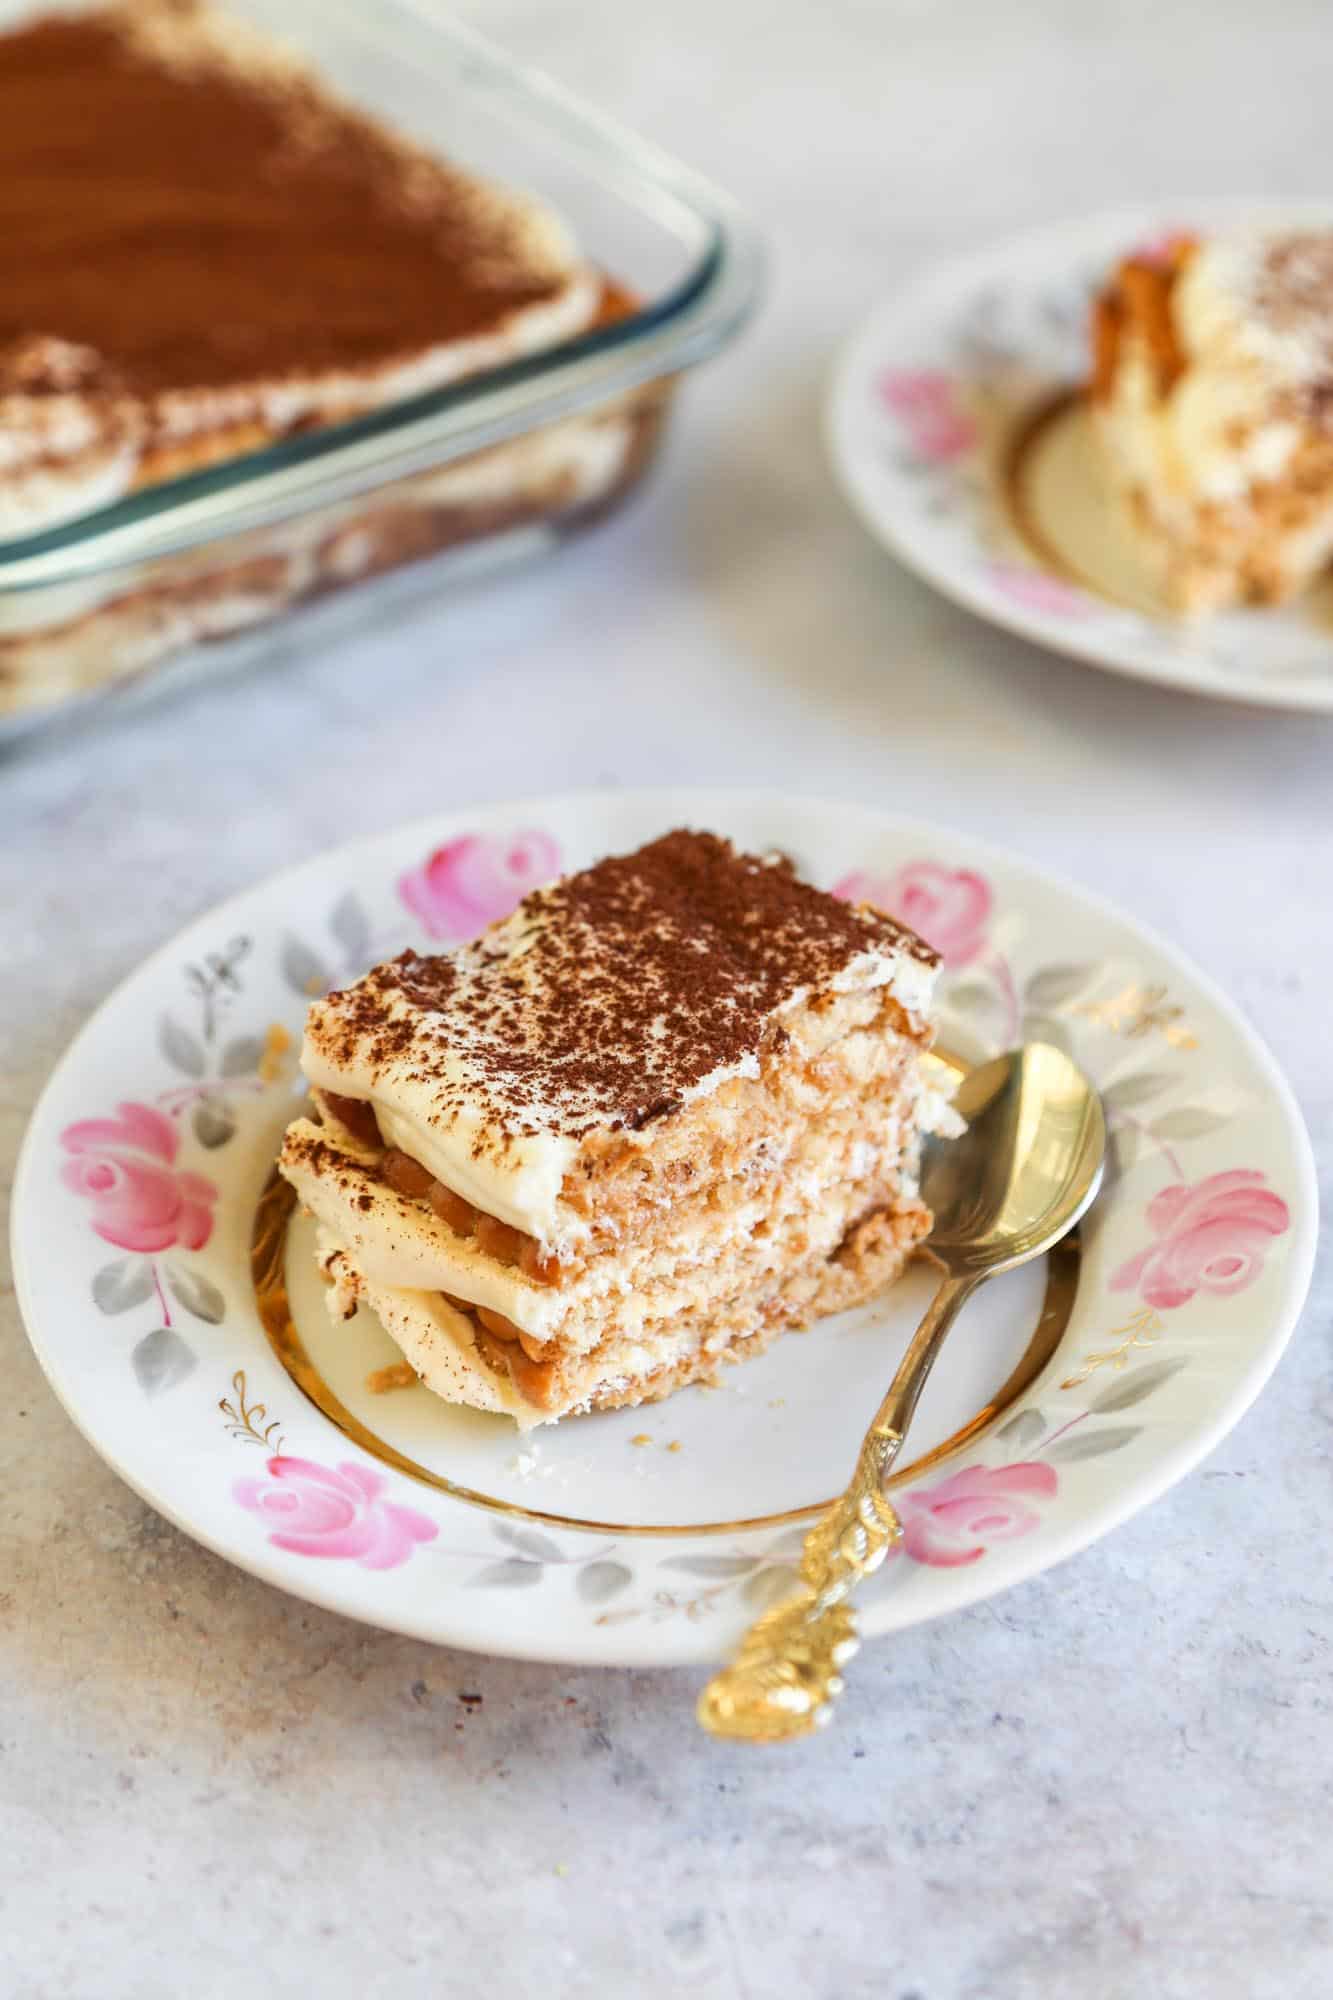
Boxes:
[1129,228,1192,268]
[987,562,1095,620]
[234,1457,438,1570]
[834,860,992,968]
[398,829,561,940]
[878,368,977,462]
[61,1101,216,1253]
[1110,1169,1290,1311]
[895,1462,1058,1568]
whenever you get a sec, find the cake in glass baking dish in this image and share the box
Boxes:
[1090,227,1333,612]
[279,831,951,1427]
[0,0,738,730]
[0,0,606,538]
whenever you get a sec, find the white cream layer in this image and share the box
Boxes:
[315,1226,534,1425]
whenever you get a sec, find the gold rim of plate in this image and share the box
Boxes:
[252,1175,1078,1538]
[251,1044,1082,1538]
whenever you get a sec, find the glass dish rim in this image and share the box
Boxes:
[0,0,765,592]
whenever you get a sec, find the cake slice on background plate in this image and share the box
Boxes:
[1090,227,1333,612]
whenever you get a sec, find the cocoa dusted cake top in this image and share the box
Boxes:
[1170,229,1333,411]
[302,827,938,1190]
[0,1,584,400]
[378,830,934,1132]
[1247,234,1333,394]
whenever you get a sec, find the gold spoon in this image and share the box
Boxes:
[697,1042,1106,1743]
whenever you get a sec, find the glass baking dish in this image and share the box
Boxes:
[0,0,764,747]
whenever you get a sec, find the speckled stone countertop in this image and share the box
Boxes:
[3,3,1331,1995]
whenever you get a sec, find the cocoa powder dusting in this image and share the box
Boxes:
[1249,233,1333,415]
[1256,234,1333,340]
[0,2,569,398]
[306,830,937,1145]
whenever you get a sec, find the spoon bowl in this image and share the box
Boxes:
[923,1042,1106,1273]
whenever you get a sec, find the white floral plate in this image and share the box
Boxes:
[12,789,1317,1666]
[826,201,1333,710]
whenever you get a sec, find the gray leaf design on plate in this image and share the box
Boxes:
[1047,1424,1139,1463]
[658,1555,759,1579]
[91,1258,155,1315]
[945,978,999,1016]
[281,936,331,998]
[131,1327,196,1397]
[1149,1107,1231,1141]
[1088,1358,1187,1415]
[995,1406,1047,1447]
[494,1524,563,1564]
[164,1263,225,1325]
[220,1035,263,1078]
[576,1561,633,1605]
[1111,1126,1141,1175]
[1024,963,1098,1009]
[193,1098,236,1150]
[1022,1013,1072,1054]
[330,892,372,967]
[742,1564,800,1609]
[159,1013,205,1077]
[1104,1071,1172,1110]
[765,1525,815,1559]
[470,1559,543,1589]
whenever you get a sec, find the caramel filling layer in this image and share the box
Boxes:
[1091,239,1197,402]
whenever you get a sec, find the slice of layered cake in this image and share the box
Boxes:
[279,831,949,1426]
[1090,227,1333,612]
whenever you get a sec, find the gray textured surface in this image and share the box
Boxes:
[3,2,1332,1995]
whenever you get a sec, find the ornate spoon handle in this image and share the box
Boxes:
[697,1270,978,1742]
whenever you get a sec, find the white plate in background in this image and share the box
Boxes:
[827,201,1333,710]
